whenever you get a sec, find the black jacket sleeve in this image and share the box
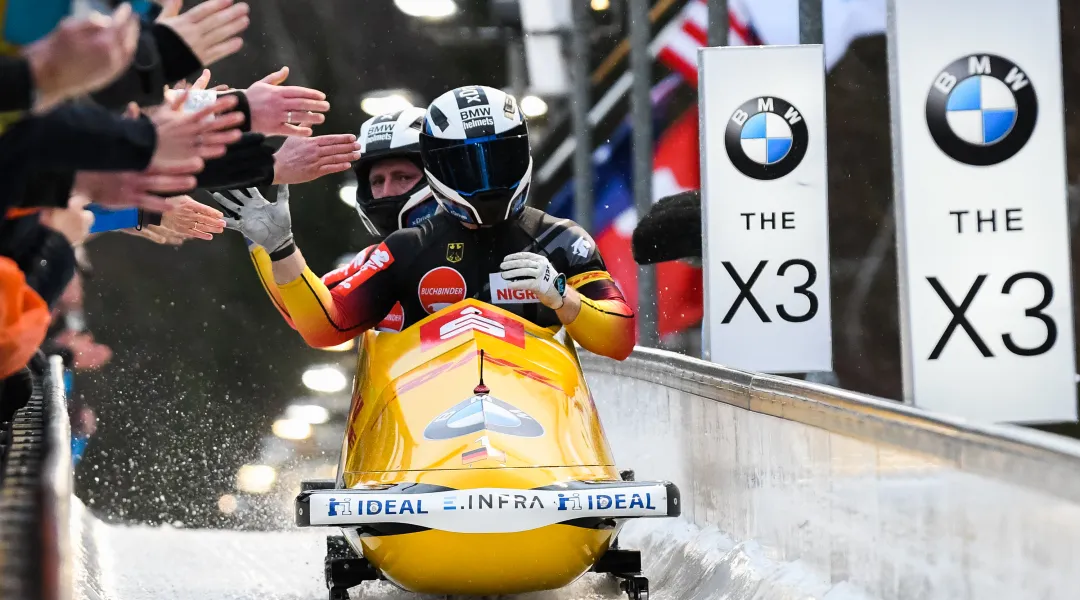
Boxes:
[0,102,156,172]
[90,22,168,110]
[0,57,33,112]
[151,23,202,84]
[10,170,77,211]
[89,18,202,110]
[192,133,276,192]
[631,189,702,264]
[219,90,252,132]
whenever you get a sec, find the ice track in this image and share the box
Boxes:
[72,495,870,600]
[72,497,623,600]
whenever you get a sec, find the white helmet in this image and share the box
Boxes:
[353,107,438,236]
[419,85,533,227]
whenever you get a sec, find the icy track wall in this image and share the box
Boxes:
[580,347,1080,600]
[12,347,1080,600]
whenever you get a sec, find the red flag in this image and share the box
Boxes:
[652,106,703,337]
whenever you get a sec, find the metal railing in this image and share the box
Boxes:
[0,355,73,600]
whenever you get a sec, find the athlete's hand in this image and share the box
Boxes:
[212,185,293,254]
[499,252,564,310]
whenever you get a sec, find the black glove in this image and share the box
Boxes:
[631,190,702,264]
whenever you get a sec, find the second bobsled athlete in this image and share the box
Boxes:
[220,85,635,360]
[244,106,441,333]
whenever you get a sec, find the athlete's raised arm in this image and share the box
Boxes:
[217,186,398,347]
[248,239,381,331]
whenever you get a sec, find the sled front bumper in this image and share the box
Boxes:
[295,480,680,533]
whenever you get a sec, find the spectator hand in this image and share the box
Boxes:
[148,92,245,172]
[159,195,226,241]
[273,134,361,185]
[212,186,294,253]
[157,0,250,67]
[74,168,197,213]
[22,3,140,113]
[40,194,94,247]
[245,67,329,136]
[52,330,112,371]
[164,68,228,105]
[119,226,186,245]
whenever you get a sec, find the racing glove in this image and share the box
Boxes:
[499,252,566,310]
[213,185,294,258]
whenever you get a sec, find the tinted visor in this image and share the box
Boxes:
[420,133,530,196]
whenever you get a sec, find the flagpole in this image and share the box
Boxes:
[628,0,659,348]
[799,0,839,387]
[707,0,727,46]
[799,0,824,44]
[570,0,593,233]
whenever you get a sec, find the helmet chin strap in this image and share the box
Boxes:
[396,183,435,229]
[356,178,432,236]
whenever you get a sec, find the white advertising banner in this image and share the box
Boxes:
[887,0,1076,422]
[698,45,833,374]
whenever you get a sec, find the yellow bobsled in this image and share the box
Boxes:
[296,298,679,600]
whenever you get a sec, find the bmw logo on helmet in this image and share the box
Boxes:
[419,85,534,227]
[925,54,1037,167]
[725,97,809,181]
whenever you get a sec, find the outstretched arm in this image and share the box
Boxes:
[270,244,397,347]
[248,241,296,329]
[216,186,396,347]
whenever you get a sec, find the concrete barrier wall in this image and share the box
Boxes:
[581,347,1080,600]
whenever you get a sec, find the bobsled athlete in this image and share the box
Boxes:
[220,85,636,360]
[242,106,441,333]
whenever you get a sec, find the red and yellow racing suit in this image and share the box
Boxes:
[264,208,636,361]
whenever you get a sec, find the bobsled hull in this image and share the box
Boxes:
[296,299,680,595]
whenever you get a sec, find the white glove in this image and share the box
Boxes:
[499,252,565,310]
[213,185,294,254]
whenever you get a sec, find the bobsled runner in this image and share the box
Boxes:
[295,298,679,600]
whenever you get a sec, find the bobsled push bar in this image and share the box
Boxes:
[296,480,680,532]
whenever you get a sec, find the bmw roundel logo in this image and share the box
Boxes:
[725,96,809,181]
[925,54,1037,166]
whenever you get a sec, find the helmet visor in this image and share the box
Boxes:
[421,134,530,197]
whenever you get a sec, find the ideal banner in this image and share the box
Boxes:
[305,485,675,532]
[699,45,833,373]
[887,0,1076,422]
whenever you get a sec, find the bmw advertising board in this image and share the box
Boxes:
[698,45,833,374]
[887,0,1076,422]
